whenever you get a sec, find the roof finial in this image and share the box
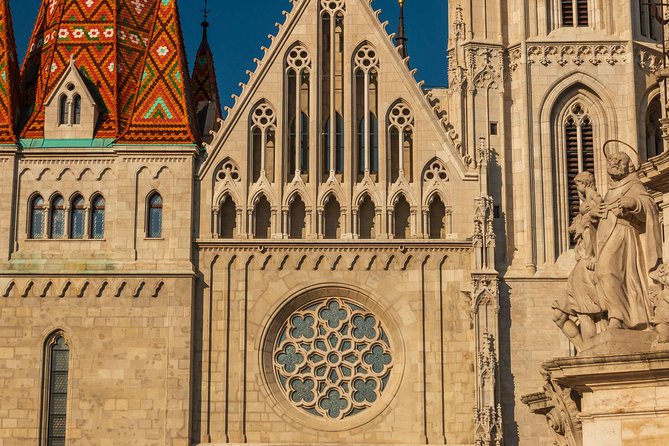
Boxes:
[201,0,210,37]
[397,0,409,62]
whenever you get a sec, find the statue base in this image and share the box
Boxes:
[524,351,669,446]
[579,329,656,356]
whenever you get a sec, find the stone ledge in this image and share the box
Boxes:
[579,329,656,357]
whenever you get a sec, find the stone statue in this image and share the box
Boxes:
[595,152,662,330]
[650,264,669,343]
[553,172,604,349]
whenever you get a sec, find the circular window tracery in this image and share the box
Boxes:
[272,297,393,420]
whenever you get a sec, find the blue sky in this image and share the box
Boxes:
[8,0,448,108]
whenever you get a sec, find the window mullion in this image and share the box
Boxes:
[577,123,584,172]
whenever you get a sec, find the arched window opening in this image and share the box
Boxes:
[320,3,345,181]
[219,196,237,239]
[91,195,105,240]
[70,195,85,239]
[59,96,69,126]
[639,0,661,39]
[42,333,70,446]
[254,195,271,239]
[394,195,411,239]
[50,195,65,239]
[251,103,277,183]
[286,45,311,178]
[72,95,82,125]
[289,195,307,239]
[561,0,588,27]
[429,195,446,239]
[389,102,415,183]
[147,193,163,238]
[323,196,341,239]
[358,195,376,239]
[354,44,380,180]
[30,195,45,239]
[646,97,664,159]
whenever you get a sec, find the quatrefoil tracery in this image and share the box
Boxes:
[273,297,393,420]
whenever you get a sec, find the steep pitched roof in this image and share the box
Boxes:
[192,25,221,110]
[18,0,197,144]
[118,0,198,144]
[0,0,21,143]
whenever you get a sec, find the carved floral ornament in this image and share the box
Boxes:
[526,44,628,68]
[251,103,277,131]
[269,296,393,421]
[354,45,380,72]
[320,0,345,14]
[286,45,311,72]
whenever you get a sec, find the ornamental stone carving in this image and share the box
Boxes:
[527,44,627,67]
[271,297,393,420]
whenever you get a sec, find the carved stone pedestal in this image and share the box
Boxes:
[578,330,656,356]
[525,351,669,446]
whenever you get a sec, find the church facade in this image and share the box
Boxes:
[0,0,666,445]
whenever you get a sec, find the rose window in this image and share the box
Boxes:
[272,297,393,420]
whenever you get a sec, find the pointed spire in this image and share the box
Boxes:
[396,0,409,62]
[119,0,199,144]
[0,0,19,144]
[192,0,222,143]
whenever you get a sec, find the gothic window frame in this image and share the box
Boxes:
[29,194,46,240]
[69,194,86,239]
[388,101,415,183]
[146,192,163,239]
[90,194,106,240]
[285,43,312,179]
[638,0,662,40]
[250,101,278,183]
[49,194,66,239]
[353,43,380,179]
[40,331,71,446]
[218,194,238,239]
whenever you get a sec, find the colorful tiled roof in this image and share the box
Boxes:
[191,24,221,119]
[18,0,198,144]
[118,0,198,144]
[0,0,20,144]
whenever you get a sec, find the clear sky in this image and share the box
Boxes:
[8,0,448,108]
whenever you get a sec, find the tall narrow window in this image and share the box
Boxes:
[320,0,345,180]
[50,195,65,239]
[72,95,81,125]
[219,195,237,239]
[358,195,376,239]
[288,195,307,239]
[70,195,85,239]
[251,103,277,183]
[147,193,163,238]
[394,195,411,239]
[30,195,45,239]
[428,195,446,239]
[323,195,341,239]
[254,195,271,239]
[43,333,69,446]
[389,102,415,183]
[91,195,105,239]
[286,45,311,178]
[562,0,588,27]
[640,1,661,40]
[59,96,69,126]
[646,97,664,159]
[563,103,595,228]
[354,44,380,180]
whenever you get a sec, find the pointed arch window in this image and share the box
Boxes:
[428,195,446,239]
[639,1,661,40]
[393,195,411,239]
[286,45,311,178]
[563,103,595,228]
[646,96,664,159]
[561,0,588,27]
[91,195,105,240]
[147,193,163,238]
[323,195,341,239]
[358,194,376,239]
[251,103,277,183]
[70,195,85,239]
[42,333,70,446]
[288,195,307,239]
[30,195,46,239]
[254,195,272,239]
[219,195,237,239]
[59,96,69,126]
[320,0,345,180]
[50,195,65,239]
[72,95,82,125]
[389,102,415,183]
[354,44,380,179]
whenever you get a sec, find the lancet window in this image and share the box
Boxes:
[358,194,376,239]
[57,83,83,127]
[30,195,46,239]
[91,195,105,240]
[320,0,346,179]
[147,193,163,239]
[219,195,237,239]
[286,45,312,178]
[323,195,341,239]
[50,195,66,239]
[354,44,380,179]
[646,96,664,159]
[428,195,446,239]
[563,102,594,226]
[251,102,277,183]
[639,0,662,40]
[389,102,415,183]
[70,195,85,239]
[42,333,70,446]
[254,195,272,239]
[288,194,307,239]
[393,194,411,239]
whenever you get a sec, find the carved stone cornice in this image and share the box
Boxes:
[527,42,628,67]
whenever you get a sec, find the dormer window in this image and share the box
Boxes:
[44,59,99,140]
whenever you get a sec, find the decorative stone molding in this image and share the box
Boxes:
[0,277,166,298]
[637,47,663,74]
[527,43,628,67]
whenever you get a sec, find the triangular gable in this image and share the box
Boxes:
[0,0,20,144]
[45,58,98,108]
[199,0,469,179]
[118,0,198,144]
